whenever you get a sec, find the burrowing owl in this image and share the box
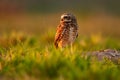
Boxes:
[54,13,79,48]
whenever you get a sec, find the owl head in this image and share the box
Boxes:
[60,13,77,23]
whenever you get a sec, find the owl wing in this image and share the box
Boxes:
[54,24,65,48]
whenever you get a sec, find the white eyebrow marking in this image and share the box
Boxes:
[61,15,68,19]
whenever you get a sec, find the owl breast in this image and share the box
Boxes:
[69,26,77,43]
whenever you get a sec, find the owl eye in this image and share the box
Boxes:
[64,16,70,20]
[64,16,68,19]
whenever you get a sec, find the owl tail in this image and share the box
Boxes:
[54,41,58,49]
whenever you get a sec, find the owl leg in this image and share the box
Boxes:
[70,43,73,54]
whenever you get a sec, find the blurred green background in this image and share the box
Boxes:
[0,0,120,37]
[0,1,120,80]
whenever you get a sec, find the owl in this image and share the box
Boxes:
[54,13,79,48]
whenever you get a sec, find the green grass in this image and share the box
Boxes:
[0,31,120,80]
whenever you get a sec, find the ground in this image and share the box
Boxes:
[0,31,120,80]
